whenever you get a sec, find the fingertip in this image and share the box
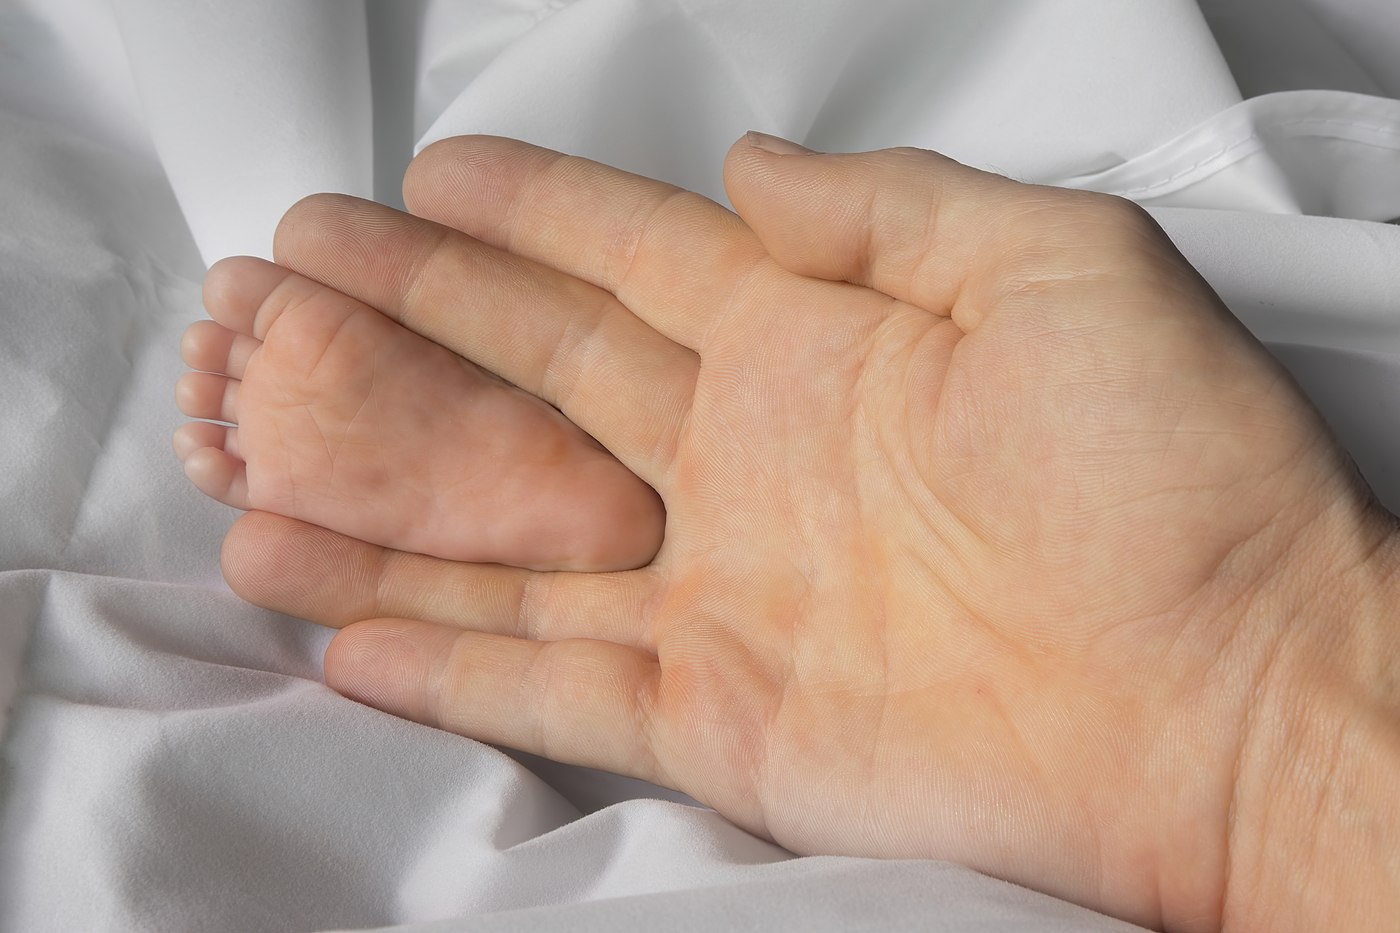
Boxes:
[272,193,365,269]
[404,135,559,222]
[742,130,817,156]
[722,130,827,212]
[402,137,456,210]
[219,512,386,627]
[324,619,454,725]
[219,509,283,603]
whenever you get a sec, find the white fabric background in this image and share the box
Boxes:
[1,0,1396,930]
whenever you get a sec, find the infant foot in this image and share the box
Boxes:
[175,256,664,571]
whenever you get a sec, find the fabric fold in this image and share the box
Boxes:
[1059,90,1400,219]
[110,0,375,264]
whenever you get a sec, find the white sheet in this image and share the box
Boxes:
[2,1,1396,930]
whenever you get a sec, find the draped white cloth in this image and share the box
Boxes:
[1,1,1396,929]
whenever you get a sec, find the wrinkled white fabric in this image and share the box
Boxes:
[1,0,1397,930]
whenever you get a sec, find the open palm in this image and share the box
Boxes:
[221,136,1392,931]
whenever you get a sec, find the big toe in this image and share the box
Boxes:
[203,256,296,337]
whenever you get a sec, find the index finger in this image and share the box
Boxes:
[403,135,771,352]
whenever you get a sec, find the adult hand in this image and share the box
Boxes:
[221,135,1400,932]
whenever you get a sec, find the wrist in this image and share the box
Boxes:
[1223,498,1400,932]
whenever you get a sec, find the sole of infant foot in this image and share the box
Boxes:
[175,257,665,573]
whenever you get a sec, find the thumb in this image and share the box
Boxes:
[722,132,1150,319]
